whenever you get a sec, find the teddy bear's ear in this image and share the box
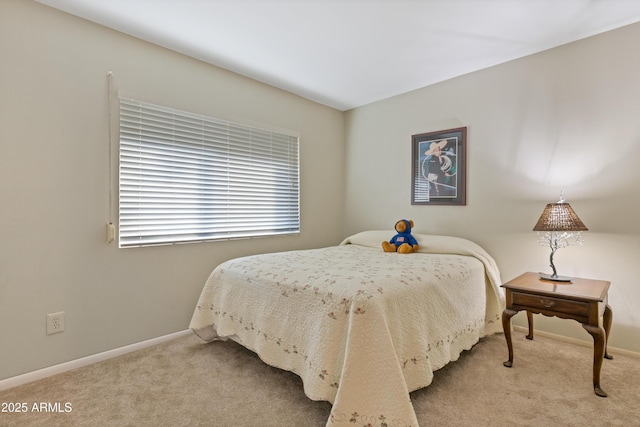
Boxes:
[409,220,414,228]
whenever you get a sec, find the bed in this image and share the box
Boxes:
[189,230,505,427]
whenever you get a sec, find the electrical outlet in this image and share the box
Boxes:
[46,311,65,335]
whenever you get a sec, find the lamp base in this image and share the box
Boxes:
[539,272,573,283]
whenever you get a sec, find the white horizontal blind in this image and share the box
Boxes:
[119,97,300,248]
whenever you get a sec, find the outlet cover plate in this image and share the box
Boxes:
[46,311,65,335]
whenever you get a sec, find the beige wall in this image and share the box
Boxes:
[0,0,345,380]
[344,22,640,352]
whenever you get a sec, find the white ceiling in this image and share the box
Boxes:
[37,0,640,111]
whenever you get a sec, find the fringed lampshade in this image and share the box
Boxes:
[533,202,588,232]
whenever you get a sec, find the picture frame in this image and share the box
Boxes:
[411,126,467,205]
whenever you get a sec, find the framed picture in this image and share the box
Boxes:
[411,127,466,205]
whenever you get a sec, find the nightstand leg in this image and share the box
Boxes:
[603,304,613,360]
[502,308,518,368]
[582,323,608,397]
[526,311,534,340]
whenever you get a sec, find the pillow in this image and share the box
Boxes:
[339,230,393,248]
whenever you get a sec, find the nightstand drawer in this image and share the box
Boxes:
[512,292,589,318]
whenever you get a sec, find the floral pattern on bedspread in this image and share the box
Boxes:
[190,243,503,427]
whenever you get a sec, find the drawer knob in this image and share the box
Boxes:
[541,299,555,308]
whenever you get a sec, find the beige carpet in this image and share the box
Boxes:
[1,331,637,426]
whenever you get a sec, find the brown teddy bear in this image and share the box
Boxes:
[382,219,419,254]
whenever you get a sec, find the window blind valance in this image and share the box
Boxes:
[118,97,300,248]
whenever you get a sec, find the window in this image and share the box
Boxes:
[118,97,300,248]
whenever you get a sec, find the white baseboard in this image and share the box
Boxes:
[513,325,640,359]
[0,329,191,392]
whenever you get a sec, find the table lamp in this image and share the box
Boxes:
[533,195,588,282]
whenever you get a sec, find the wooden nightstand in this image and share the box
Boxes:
[501,272,613,397]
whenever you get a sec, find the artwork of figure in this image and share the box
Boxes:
[419,138,457,201]
[411,127,466,206]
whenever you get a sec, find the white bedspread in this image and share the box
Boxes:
[190,231,504,426]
